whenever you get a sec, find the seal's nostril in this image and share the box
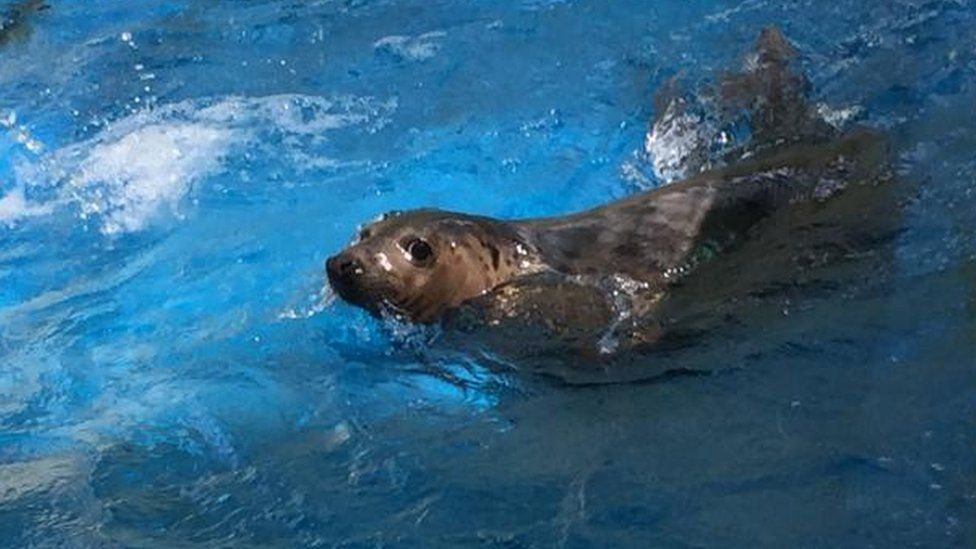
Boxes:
[327,254,362,280]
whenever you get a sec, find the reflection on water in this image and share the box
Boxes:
[2,0,976,546]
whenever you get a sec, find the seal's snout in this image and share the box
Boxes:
[326,253,363,286]
[327,249,391,314]
[327,251,374,308]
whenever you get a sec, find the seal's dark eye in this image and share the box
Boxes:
[404,238,434,266]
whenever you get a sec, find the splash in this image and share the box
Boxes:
[594,273,658,355]
[815,103,865,129]
[277,282,337,320]
[644,97,716,184]
[0,184,51,226]
[15,94,396,235]
[1,109,45,154]
[71,122,233,234]
[642,93,860,188]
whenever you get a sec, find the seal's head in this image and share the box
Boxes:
[327,209,528,322]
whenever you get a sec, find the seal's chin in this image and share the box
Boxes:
[327,274,370,310]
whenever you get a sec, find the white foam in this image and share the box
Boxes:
[15,94,396,235]
[644,98,711,183]
[0,185,52,226]
[815,102,864,129]
[195,94,386,135]
[71,122,233,234]
[374,31,446,62]
[1,109,45,154]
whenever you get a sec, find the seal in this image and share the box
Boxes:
[326,27,897,358]
[327,130,889,323]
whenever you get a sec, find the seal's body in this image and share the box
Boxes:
[326,27,899,360]
[327,129,888,325]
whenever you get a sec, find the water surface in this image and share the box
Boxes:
[2,0,976,546]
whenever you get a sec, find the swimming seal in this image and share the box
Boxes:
[326,27,897,357]
[327,131,889,321]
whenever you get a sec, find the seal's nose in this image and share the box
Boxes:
[326,253,363,284]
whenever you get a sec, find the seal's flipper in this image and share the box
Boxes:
[719,26,833,147]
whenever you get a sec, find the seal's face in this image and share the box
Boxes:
[327,209,523,323]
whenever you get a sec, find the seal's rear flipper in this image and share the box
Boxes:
[719,26,833,148]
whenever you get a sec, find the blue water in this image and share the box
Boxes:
[2,0,976,546]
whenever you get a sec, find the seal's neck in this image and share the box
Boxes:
[437,215,548,296]
[474,222,548,287]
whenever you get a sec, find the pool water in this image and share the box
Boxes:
[2,0,976,546]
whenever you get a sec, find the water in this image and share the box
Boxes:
[1,0,975,546]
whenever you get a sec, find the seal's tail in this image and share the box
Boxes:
[719,26,833,147]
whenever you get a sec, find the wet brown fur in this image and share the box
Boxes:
[327,210,531,322]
